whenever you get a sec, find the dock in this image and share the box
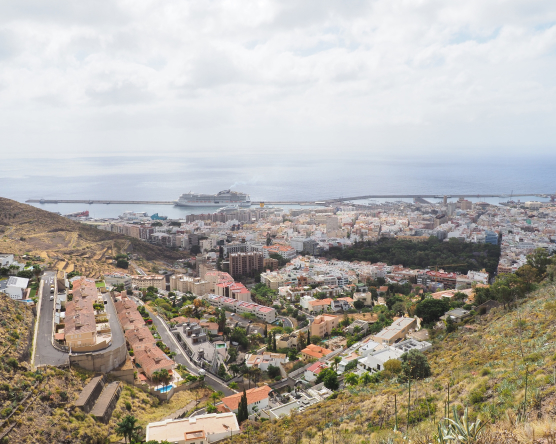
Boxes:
[25,193,547,207]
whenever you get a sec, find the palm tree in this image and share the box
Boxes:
[210,390,224,405]
[32,265,42,283]
[115,415,141,444]
[151,371,160,389]
[332,356,342,372]
[159,368,171,388]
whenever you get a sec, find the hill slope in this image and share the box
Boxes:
[222,281,556,444]
[0,197,185,277]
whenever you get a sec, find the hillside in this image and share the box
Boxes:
[0,197,186,278]
[0,294,211,444]
[222,280,556,444]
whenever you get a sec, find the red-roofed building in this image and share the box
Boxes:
[300,344,333,361]
[219,386,272,415]
[304,362,328,382]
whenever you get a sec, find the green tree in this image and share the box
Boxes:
[332,356,342,372]
[317,368,339,391]
[491,273,527,308]
[400,349,431,380]
[353,300,364,310]
[116,259,129,269]
[115,415,141,444]
[415,298,450,324]
[344,372,359,386]
[527,248,551,277]
[310,335,321,345]
[237,389,249,423]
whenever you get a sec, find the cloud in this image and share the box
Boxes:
[0,0,556,158]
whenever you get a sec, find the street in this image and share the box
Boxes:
[34,272,69,367]
[134,297,235,396]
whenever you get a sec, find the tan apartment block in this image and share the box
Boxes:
[131,275,166,290]
[310,314,339,338]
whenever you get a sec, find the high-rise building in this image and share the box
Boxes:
[229,252,264,278]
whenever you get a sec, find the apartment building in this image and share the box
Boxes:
[310,315,339,338]
[131,275,166,290]
[103,272,132,289]
[134,346,174,379]
[206,295,276,323]
[229,252,263,278]
[262,244,297,260]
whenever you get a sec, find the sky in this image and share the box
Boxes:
[1,0,556,160]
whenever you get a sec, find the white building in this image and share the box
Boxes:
[146,413,240,444]
[0,254,14,267]
[103,272,132,289]
[4,276,29,300]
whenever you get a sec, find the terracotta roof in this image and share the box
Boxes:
[125,326,156,350]
[134,346,174,378]
[221,385,272,411]
[301,344,332,359]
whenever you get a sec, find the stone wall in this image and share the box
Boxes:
[69,341,127,373]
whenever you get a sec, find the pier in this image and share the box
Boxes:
[25,193,550,207]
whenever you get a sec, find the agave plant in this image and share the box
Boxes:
[437,406,486,443]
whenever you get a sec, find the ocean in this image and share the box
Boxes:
[2,153,555,219]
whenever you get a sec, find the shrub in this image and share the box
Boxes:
[125,401,132,411]
[480,368,491,377]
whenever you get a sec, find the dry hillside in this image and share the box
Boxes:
[0,294,212,444]
[222,282,556,444]
[0,197,186,278]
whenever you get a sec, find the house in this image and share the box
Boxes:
[146,412,240,444]
[0,254,14,267]
[245,352,287,371]
[344,319,369,335]
[441,308,472,323]
[125,326,157,351]
[353,292,374,306]
[337,352,360,374]
[276,333,298,349]
[357,348,404,373]
[304,362,328,382]
[134,346,174,379]
[4,276,29,300]
[219,385,272,415]
[307,298,333,314]
[331,299,351,312]
[300,344,333,361]
[310,314,339,338]
[372,317,417,345]
[358,340,383,357]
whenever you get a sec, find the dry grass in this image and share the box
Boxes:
[220,282,556,444]
[0,197,186,278]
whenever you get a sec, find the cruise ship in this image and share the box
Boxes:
[175,190,251,207]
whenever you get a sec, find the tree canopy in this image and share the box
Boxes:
[325,237,501,274]
[415,298,450,324]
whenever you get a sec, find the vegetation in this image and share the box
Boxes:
[324,237,501,274]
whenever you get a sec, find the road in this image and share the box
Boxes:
[34,272,126,367]
[134,297,235,397]
[34,272,68,367]
[277,316,293,329]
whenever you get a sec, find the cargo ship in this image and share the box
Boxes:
[175,190,251,207]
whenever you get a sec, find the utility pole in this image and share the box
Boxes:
[394,393,398,431]
[407,377,411,431]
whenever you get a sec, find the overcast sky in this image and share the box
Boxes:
[1,0,556,159]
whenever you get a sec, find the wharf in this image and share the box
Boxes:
[25,193,545,207]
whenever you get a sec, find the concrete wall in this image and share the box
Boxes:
[69,341,127,373]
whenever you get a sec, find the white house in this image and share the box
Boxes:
[357,348,404,373]
[4,276,29,300]
[220,385,272,415]
[146,412,240,444]
[0,254,14,267]
[245,352,287,371]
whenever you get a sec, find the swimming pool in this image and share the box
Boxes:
[156,385,173,393]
